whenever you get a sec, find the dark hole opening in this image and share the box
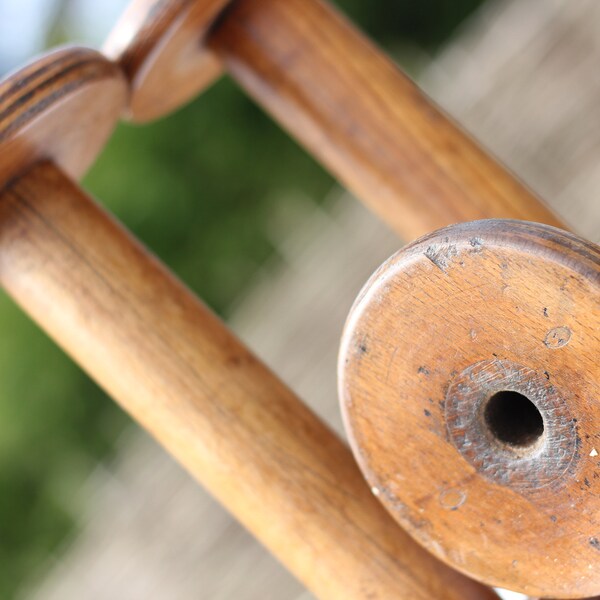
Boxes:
[484,391,544,448]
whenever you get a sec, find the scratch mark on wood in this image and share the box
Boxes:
[424,243,458,273]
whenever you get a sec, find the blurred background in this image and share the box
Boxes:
[1,0,599,599]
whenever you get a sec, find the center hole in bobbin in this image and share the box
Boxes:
[483,391,544,449]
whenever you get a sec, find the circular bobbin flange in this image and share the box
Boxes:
[0,46,127,185]
[104,0,230,122]
[339,220,600,598]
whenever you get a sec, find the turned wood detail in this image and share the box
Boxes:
[339,220,600,598]
[103,0,229,121]
[0,28,496,600]
[1,1,598,598]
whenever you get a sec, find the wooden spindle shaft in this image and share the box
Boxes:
[209,0,566,239]
[0,161,497,600]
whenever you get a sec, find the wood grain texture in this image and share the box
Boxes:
[0,162,498,600]
[0,47,126,182]
[104,0,229,122]
[339,220,600,598]
[209,0,565,240]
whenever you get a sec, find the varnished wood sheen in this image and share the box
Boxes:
[0,47,126,182]
[209,0,565,240]
[339,220,600,598]
[0,162,497,600]
[2,1,597,597]
[104,0,229,121]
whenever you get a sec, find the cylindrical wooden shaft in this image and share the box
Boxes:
[209,0,565,240]
[0,162,496,600]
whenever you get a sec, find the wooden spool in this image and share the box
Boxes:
[0,42,496,600]
[339,220,600,599]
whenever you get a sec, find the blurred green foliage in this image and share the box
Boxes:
[0,0,485,597]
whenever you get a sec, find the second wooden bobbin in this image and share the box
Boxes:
[339,220,600,599]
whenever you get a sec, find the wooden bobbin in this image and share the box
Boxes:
[0,40,495,600]
[104,0,230,122]
[339,220,600,599]
[0,46,127,185]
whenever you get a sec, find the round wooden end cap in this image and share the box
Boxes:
[339,219,600,598]
[0,47,127,184]
[104,0,229,122]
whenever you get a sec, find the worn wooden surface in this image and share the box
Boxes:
[339,220,600,598]
[0,162,495,600]
[0,42,501,600]
[20,0,600,598]
[104,0,227,121]
[209,0,564,240]
[0,47,125,182]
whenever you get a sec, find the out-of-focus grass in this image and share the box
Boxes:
[0,0,486,597]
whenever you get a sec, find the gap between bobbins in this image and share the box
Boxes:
[339,219,600,599]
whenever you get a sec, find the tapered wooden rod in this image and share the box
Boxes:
[0,161,496,600]
[208,0,566,240]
